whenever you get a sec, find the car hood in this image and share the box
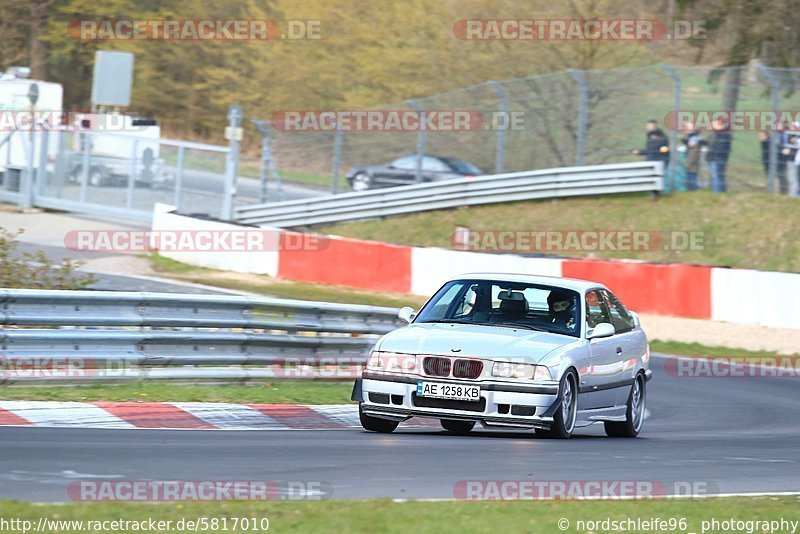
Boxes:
[375,322,576,363]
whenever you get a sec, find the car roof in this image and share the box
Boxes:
[450,272,607,293]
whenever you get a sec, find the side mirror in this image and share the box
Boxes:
[630,311,641,327]
[398,306,416,324]
[588,322,615,339]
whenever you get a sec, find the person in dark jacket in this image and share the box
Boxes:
[706,118,731,193]
[632,119,670,162]
[680,122,704,191]
[782,122,800,196]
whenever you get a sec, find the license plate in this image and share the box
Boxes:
[416,381,481,401]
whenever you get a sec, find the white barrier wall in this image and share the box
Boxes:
[712,267,800,329]
[410,247,563,296]
[151,203,280,276]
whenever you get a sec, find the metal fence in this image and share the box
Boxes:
[236,161,663,228]
[3,62,798,224]
[0,289,402,385]
[257,62,800,196]
[0,128,241,222]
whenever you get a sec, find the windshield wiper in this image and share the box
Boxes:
[492,322,546,332]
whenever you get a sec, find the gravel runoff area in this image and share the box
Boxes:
[640,313,800,355]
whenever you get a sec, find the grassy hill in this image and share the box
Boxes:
[318,191,800,273]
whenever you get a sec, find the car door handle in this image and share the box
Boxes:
[616,347,623,355]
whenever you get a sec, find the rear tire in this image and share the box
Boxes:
[440,419,475,434]
[604,373,645,438]
[359,404,399,433]
[538,370,578,439]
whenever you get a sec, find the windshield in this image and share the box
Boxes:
[415,279,581,337]
[441,158,482,175]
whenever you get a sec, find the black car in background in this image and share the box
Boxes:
[346,154,483,191]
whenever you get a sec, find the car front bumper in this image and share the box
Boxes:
[353,373,561,429]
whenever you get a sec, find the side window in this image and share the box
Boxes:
[391,156,417,170]
[602,290,635,333]
[422,157,449,172]
[585,290,612,330]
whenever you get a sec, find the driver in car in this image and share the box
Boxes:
[547,291,576,331]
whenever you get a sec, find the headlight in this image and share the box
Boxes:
[492,362,551,381]
[366,351,416,373]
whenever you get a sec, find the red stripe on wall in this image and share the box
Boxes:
[277,232,412,293]
[94,402,216,429]
[249,404,345,429]
[561,259,712,319]
[0,407,32,426]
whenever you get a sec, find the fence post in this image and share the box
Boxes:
[79,131,90,203]
[125,139,138,209]
[663,63,682,190]
[407,99,426,183]
[221,104,242,220]
[757,62,780,194]
[488,81,508,174]
[20,130,35,210]
[36,129,49,197]
[174,145,184,210]
[567,69,588,166]
[331,129,343,194]
[252,119,283,203]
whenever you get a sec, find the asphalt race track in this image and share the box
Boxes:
[1,355,798,502]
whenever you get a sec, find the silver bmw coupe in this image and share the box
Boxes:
[352,273,652,438]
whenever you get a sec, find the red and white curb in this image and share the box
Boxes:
[0,401,438,431]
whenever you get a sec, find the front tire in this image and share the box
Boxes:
[538,370,578,439]
[440,419,475,434]
[604,373,645,438]
[359,404,398,433]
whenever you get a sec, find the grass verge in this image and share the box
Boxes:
[649,340,798,360]
[0,381,354,404]
[0,496,796,533]
[148,254,427,309]
[317,191,800,273]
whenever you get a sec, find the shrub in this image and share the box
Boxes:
[0,226,96,289]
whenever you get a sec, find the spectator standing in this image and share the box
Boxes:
[632,119,670,163]
[680,122,703,191]
[782,122,800,196]
[707,118,731,193]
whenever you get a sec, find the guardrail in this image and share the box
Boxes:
[0,289,402,385]
[235,161,663,228]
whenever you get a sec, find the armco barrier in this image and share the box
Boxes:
[235,161,664,228]
[0,289,402,384]
[151,207,799,329]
